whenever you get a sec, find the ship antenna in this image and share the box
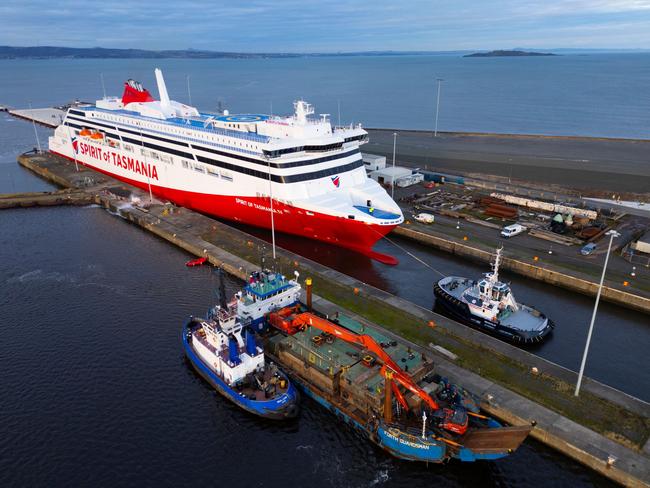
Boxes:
[492,247,503,283]
[218,268,227,309]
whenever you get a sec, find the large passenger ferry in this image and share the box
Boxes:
[48,69,403,263]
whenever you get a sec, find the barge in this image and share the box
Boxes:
[256,287,531,462]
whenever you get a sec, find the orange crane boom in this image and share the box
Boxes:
[268,308,469,435]
[273,311,441,411]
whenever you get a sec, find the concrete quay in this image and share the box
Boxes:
[13,151,650,486]
[7,107,66,128]
[365,129,650,195]
[0,189,94,209]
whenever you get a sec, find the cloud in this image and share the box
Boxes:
[0,0,649,51]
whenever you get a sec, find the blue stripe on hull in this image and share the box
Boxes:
[290,372,515,463]
[182,323,298,419]
[290,375,449,462]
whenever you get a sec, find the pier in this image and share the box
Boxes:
[11,150,650,487]
[7,107,66,128]
[0,189,95,209]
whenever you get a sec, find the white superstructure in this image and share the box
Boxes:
[48,69,403,261]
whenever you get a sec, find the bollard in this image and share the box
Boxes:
[306,277,313,311]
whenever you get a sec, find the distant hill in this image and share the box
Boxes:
[0,46,473,59]
[464,50,557,58]
[0,46,301,59]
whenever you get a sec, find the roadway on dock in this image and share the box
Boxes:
[365,129,650,194]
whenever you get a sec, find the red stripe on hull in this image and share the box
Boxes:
[50,151,398,261]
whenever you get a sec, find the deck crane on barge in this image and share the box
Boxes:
[268,307,475,435]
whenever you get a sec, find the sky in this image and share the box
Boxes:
[1,0,650,52]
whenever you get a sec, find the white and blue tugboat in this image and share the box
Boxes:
[183,272,299,419]
[434,247,554,344]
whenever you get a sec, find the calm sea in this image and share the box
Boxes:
[1,53,649,138]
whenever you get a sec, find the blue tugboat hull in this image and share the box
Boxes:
[182,322,299,420]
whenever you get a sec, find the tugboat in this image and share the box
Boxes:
[433,247,554,344]
[183,271,299,419]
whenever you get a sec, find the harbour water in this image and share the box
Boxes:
[1,55,647,486]
[0,206,615,487]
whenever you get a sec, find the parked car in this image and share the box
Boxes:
[413,213,435,224]
[580,243,597,256]
[501,224,527,238]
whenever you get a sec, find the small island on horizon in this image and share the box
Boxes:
[464,50,557,57]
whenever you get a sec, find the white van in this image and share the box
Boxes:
[501,224,527,238]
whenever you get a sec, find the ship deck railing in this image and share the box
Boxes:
[89,106,271,144]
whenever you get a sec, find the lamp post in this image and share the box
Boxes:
[434,78,443,137]
[391,132,397,199]
[267,157,276,261]
[574,229,620,396]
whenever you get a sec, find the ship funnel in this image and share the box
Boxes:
[228,335,241,365]
[155,68,171,108]
[245,328,258,356]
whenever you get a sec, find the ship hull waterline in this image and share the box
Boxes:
[50,150,399,265]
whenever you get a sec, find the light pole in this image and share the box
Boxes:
[434,78,443,137]
[574,229,620,396]
[267,158,276,261]
[391,132,397,199]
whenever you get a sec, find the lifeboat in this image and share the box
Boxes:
[90,131,104,140]
[79,128,91,137]
[186,257,208,267]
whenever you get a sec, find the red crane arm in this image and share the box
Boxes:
[381,365,439,411]
[391,380,410,412]
[290,313,440,411]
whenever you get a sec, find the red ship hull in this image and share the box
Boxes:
[51,151,399,264]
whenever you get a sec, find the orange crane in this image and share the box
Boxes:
[268,308,469,435]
